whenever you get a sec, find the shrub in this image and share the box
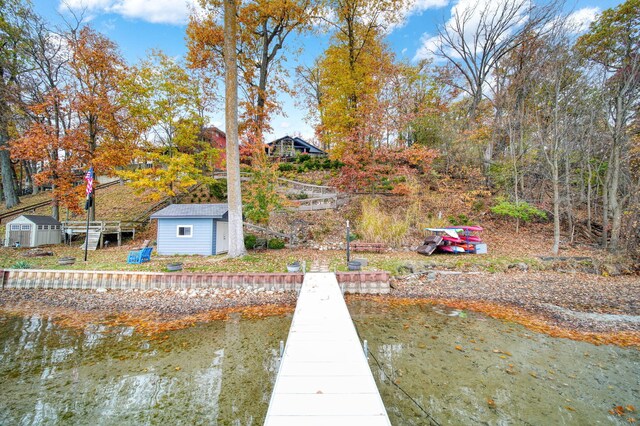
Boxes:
[491,199,547,222]
[208,179,227,200]
[278,163,295,172]
[11,260,32,269]
[448,214,472,226]
[267,238,285,249]
[491,199,547,233]
[296,154,311,163]
[244,234,257,249]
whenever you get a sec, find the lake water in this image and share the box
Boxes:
[0,301,638,425]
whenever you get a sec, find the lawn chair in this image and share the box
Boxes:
[127,247,153,264]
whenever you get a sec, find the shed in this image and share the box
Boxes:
[150,204,229,255]
[4,215,62,247]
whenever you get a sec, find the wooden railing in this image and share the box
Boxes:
[61,220,137,234]
[277,178,337,196]
[292,196,338,211]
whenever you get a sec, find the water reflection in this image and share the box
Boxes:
[0,314,290,425]
[349,301,640,425]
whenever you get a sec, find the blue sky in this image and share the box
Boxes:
[34,0,622,142]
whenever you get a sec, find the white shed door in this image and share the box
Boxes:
[216,221,229,254]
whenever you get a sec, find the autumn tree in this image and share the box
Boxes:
[312,0,406,156]
[67,26,137,220]
[119,51,219,202]
[11,91,86,216]
[187,0,318,138]
[577,0,640,251]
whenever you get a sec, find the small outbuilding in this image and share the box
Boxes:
[4,215,62,248]
[150,204,229,256]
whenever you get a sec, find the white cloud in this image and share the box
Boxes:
[280,122,291,129]
[408,0,450,15]
[385,0,449,32]
[59,0,202,26]
[566,7,599,33]
[414,33,441,61]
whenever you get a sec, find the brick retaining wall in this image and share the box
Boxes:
[0,269,389,294]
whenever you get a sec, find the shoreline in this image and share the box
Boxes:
[0,270,638,347]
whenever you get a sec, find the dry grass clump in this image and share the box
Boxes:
[357,197,409,247]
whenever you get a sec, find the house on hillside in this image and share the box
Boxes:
[266,136,326,158]
[150,204,229,255]
[201,126,227,169]
[4,215,62,247]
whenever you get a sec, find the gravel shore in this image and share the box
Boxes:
[0,287,297,320]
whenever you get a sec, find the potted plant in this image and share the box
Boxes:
[58,257,76,266]
[286,260,301,272]
[167,262,183,272]
[347,260,361,271]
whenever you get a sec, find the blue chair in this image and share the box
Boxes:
[140,247,153,262]
[127,247,153,264]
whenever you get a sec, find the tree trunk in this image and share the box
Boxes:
[552,158,560,255]
[0,121,19,208]
[601,147,611,249]
[608,144,622,251]
[564,150,574,244]
[224,0,246,258]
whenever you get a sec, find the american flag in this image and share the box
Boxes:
[84,167,94,196]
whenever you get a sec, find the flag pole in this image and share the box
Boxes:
[84,193,91,262]
[83,166,94,262]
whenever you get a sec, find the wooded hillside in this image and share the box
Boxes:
[1,0,638,256]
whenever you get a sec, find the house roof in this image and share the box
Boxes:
[268,136,326,154]
[20,215,61,226]
[150,204,229,219]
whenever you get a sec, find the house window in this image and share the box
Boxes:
[176,225,193,238]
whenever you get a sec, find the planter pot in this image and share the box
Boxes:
[347,260,362,271]
[167,263,183,272]
[58,257,76,266]
[287,262,301,273]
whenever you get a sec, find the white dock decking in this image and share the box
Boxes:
[264,272,391,426]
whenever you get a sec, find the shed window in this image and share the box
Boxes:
[21,225,31,231]
[176,225,193,238]
[37,225,44,230]
[10,225,20,231]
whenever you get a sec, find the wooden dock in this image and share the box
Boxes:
[265,272,390,426]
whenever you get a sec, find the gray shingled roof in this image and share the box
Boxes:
[150,204,229,219]
[22,215,62,226]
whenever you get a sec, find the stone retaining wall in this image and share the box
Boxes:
[0,269,389,294]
